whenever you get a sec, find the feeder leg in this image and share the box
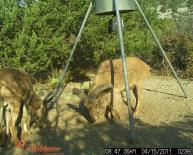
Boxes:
[47,2,93,109]
[114,0,136,143]
[134,0,187,98]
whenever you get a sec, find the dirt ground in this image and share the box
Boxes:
[1,74,193,155]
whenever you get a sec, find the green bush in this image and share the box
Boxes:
[0,0,192,81]
[150,17,193,78]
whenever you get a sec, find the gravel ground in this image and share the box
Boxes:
[1,74,193,155]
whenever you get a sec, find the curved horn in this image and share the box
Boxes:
[89,84,113,99]
[72,88,87,101]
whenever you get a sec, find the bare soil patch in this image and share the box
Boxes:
[2,74,193,155]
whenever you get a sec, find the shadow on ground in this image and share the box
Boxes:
[2,114,193,155]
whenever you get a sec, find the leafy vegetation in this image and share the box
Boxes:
[0,0,193,80]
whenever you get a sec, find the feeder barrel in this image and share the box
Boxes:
[94,0,135,15]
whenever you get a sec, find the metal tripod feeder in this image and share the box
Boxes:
[94,0,135,15]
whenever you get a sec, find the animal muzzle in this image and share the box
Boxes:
[88,112,97,124]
